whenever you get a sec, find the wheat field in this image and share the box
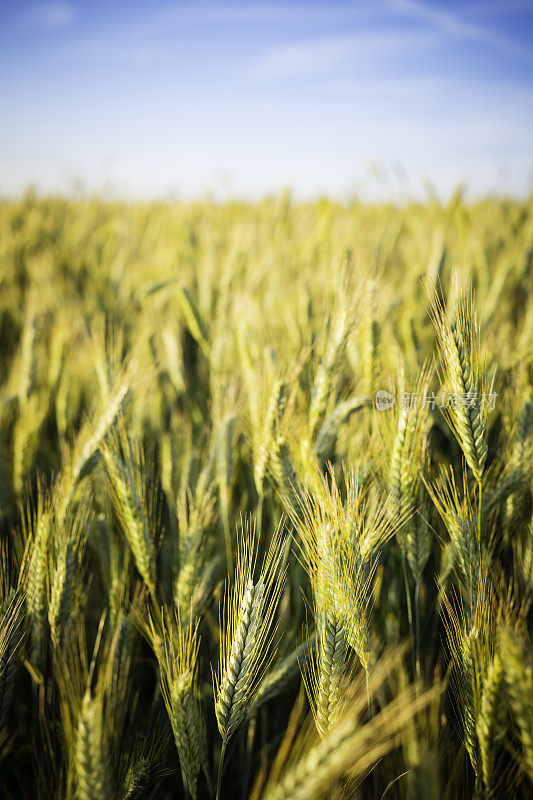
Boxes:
[0,190,532,799]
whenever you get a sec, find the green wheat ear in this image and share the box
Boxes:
[427,277,488,483]
[308,279,358,443]
[291,466,394,735]
[158,614,207,799]
[425,467,483,604]
[477,652,506,796]
[252,376,288,498]
[259,653,440,800]
[48,537,76,649]
[388,364,432,582]
[134,602,208,799]
[24,489,52,662]
[173,481,216,626]
[75,690,108,800]
[0,589,24,729]
[500,628,533,784]
[215,521,286,745]
[100,432,157,599]
[441,584,498,790]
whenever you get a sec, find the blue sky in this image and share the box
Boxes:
[1,0,532,200]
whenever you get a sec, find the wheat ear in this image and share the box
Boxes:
[254,379,288,497]
[101,437,157,598]
[75,690,108,800]
[500,629,533,784]
[260,660,439,800]
[425,468,482,604]
[428,280,487,483]
[137,609,206,799]
[165,625,206,799]
[215,522,286,798]
[388,366,432,584]
[477,654,506,796]
[0,589,24,729]
[308,286,356,442]
[25,494,51,661]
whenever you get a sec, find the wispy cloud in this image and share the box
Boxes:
[465,0,533,14]
[389,0,533,60]
[182,4,315,24]
[158,2,380,26]
[253,28,441,79]
[20,2,76,29]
